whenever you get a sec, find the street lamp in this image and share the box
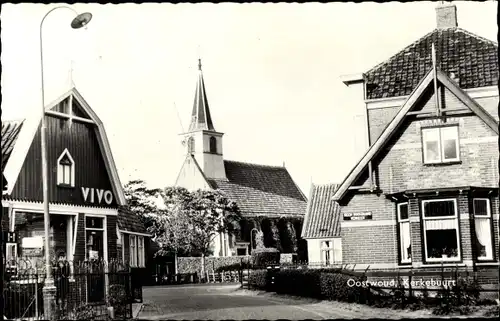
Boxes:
[39,4,92,308]
[249,228,259,252]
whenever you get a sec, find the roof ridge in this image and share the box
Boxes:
[224,159,286,170]
[367,28,437,75]
[455,27,498,47]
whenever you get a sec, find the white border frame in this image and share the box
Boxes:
[421,198,461,263]
[422,126,460,164]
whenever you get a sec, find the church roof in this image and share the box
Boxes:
[208,160,307,217]
[188,59,215,131]
[364,27,498,100]
[117,207,149,235]
[301,183,341,239]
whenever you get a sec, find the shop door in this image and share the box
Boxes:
[85,216,105,303]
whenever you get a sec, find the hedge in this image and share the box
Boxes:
[248,269,267,290]
[251,248,280,268]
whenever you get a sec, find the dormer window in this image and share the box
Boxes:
[57,149,75,187]
[209,136,217,154]
[422,126,459,164]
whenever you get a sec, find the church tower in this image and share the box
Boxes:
[180,59,226,180]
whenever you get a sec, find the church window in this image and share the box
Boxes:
[209,136,217,154]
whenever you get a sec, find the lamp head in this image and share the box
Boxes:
[71,12,92,29]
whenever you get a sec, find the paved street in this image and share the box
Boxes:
[137,283,350,320]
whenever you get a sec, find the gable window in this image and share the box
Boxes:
[473,198,493,260]
[187,137,195,154]
[129,235,145,268]
[422,126,459,164]
[321,239,342,265]
[422,199,460,262]
[209,136,217,154]
[57,149,75,187]
[397,203,411,263]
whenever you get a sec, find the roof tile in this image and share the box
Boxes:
[302,183,341,239]
[2,120,24,173]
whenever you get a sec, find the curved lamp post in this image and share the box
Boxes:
[39,5,92,289]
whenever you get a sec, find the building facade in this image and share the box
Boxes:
[175,60,308,258]
[1,87,150,281]
[331,3,499,285]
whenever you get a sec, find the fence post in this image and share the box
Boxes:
[35,266,39,319]
[408,272,413,301]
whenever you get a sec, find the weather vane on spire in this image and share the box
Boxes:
[198,58,202,71]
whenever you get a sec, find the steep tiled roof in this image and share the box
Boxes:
[2,120,24,173]
[365,28,498,99]
[118,208,148,235]
[189,59,215,131]
[208,160,307,217]
[302,183,341,239]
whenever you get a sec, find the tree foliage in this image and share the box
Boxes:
[123,181,242,258]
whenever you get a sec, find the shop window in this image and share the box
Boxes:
[422,126,460,164]
[321,239,342,265]
[422,199,460,262]
[473,198,493,260]
[57,149,75,187]
[397,203,411,263]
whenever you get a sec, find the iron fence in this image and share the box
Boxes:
[3,258,136,320]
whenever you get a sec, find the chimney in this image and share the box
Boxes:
[436,2,458,29]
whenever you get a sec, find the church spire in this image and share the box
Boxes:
[189,59,215,131]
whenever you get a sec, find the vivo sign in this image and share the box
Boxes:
[81,187,113,205]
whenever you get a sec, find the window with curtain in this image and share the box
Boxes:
[138,236,145,267]
[422,126,460,164]
[422,199,460,262]
[321,239,342,265]
[397,203,411,263]
[473,198,493,260]
[130,235,137,267]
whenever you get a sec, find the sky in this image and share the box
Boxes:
[1,1,498,196]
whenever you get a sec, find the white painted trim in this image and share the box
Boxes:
[119,230,152,237]
[3,200,118,215]
[390,136,498,150]
[474,262,500,266]
[459,214,470,220]
[409,216,420,223]
[340,219,396,228]
[3,87,127,206]
[72,215,79,259]
[340,73,365,85]
[412,260,473,268]
[45,110,95,124]
[57,148,75,187]
[367,98,407,110]
[303,236,342,240]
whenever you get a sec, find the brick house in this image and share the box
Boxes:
[175,60,308,258]
[302,183,342,265]
[331,3,499,285]
[2,87,150,299]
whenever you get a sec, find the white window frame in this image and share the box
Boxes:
[422,126,460,164]
[129,235,137,267]
[473,198,493,261]
[320,239,342,265]
[422,198,461,263]
[397,203,412,264]
[137,236,145,268]
[57,148,75,187]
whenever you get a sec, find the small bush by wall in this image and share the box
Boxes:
[177,257,202,274]
[251,248,280,268]
[274,269,322,299]
[177,256,250,274]
[248,269,267,290]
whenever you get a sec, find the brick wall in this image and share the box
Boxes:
[339,84,499,269]
[73,213,85,262]
[107,215,117,261]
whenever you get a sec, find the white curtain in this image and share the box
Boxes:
[400,222,411,261]
[425,219,456,230]
[475,218,492,259]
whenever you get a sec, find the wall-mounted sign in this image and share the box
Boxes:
[23,248,43,257]
[22,236,43,248]
[1,231,17,243]
[343,211,373,221]
[81,187,113,205]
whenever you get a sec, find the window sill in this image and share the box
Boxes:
[475,260,498,266]
[418,262,465,268]
[423,161,462,167]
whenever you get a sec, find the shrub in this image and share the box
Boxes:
[320,271,368,304]
[251,247,280,268]
[215,261,251,272]
[275,269,322,299]
[432,276,482,316]
[248,269,267,290]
